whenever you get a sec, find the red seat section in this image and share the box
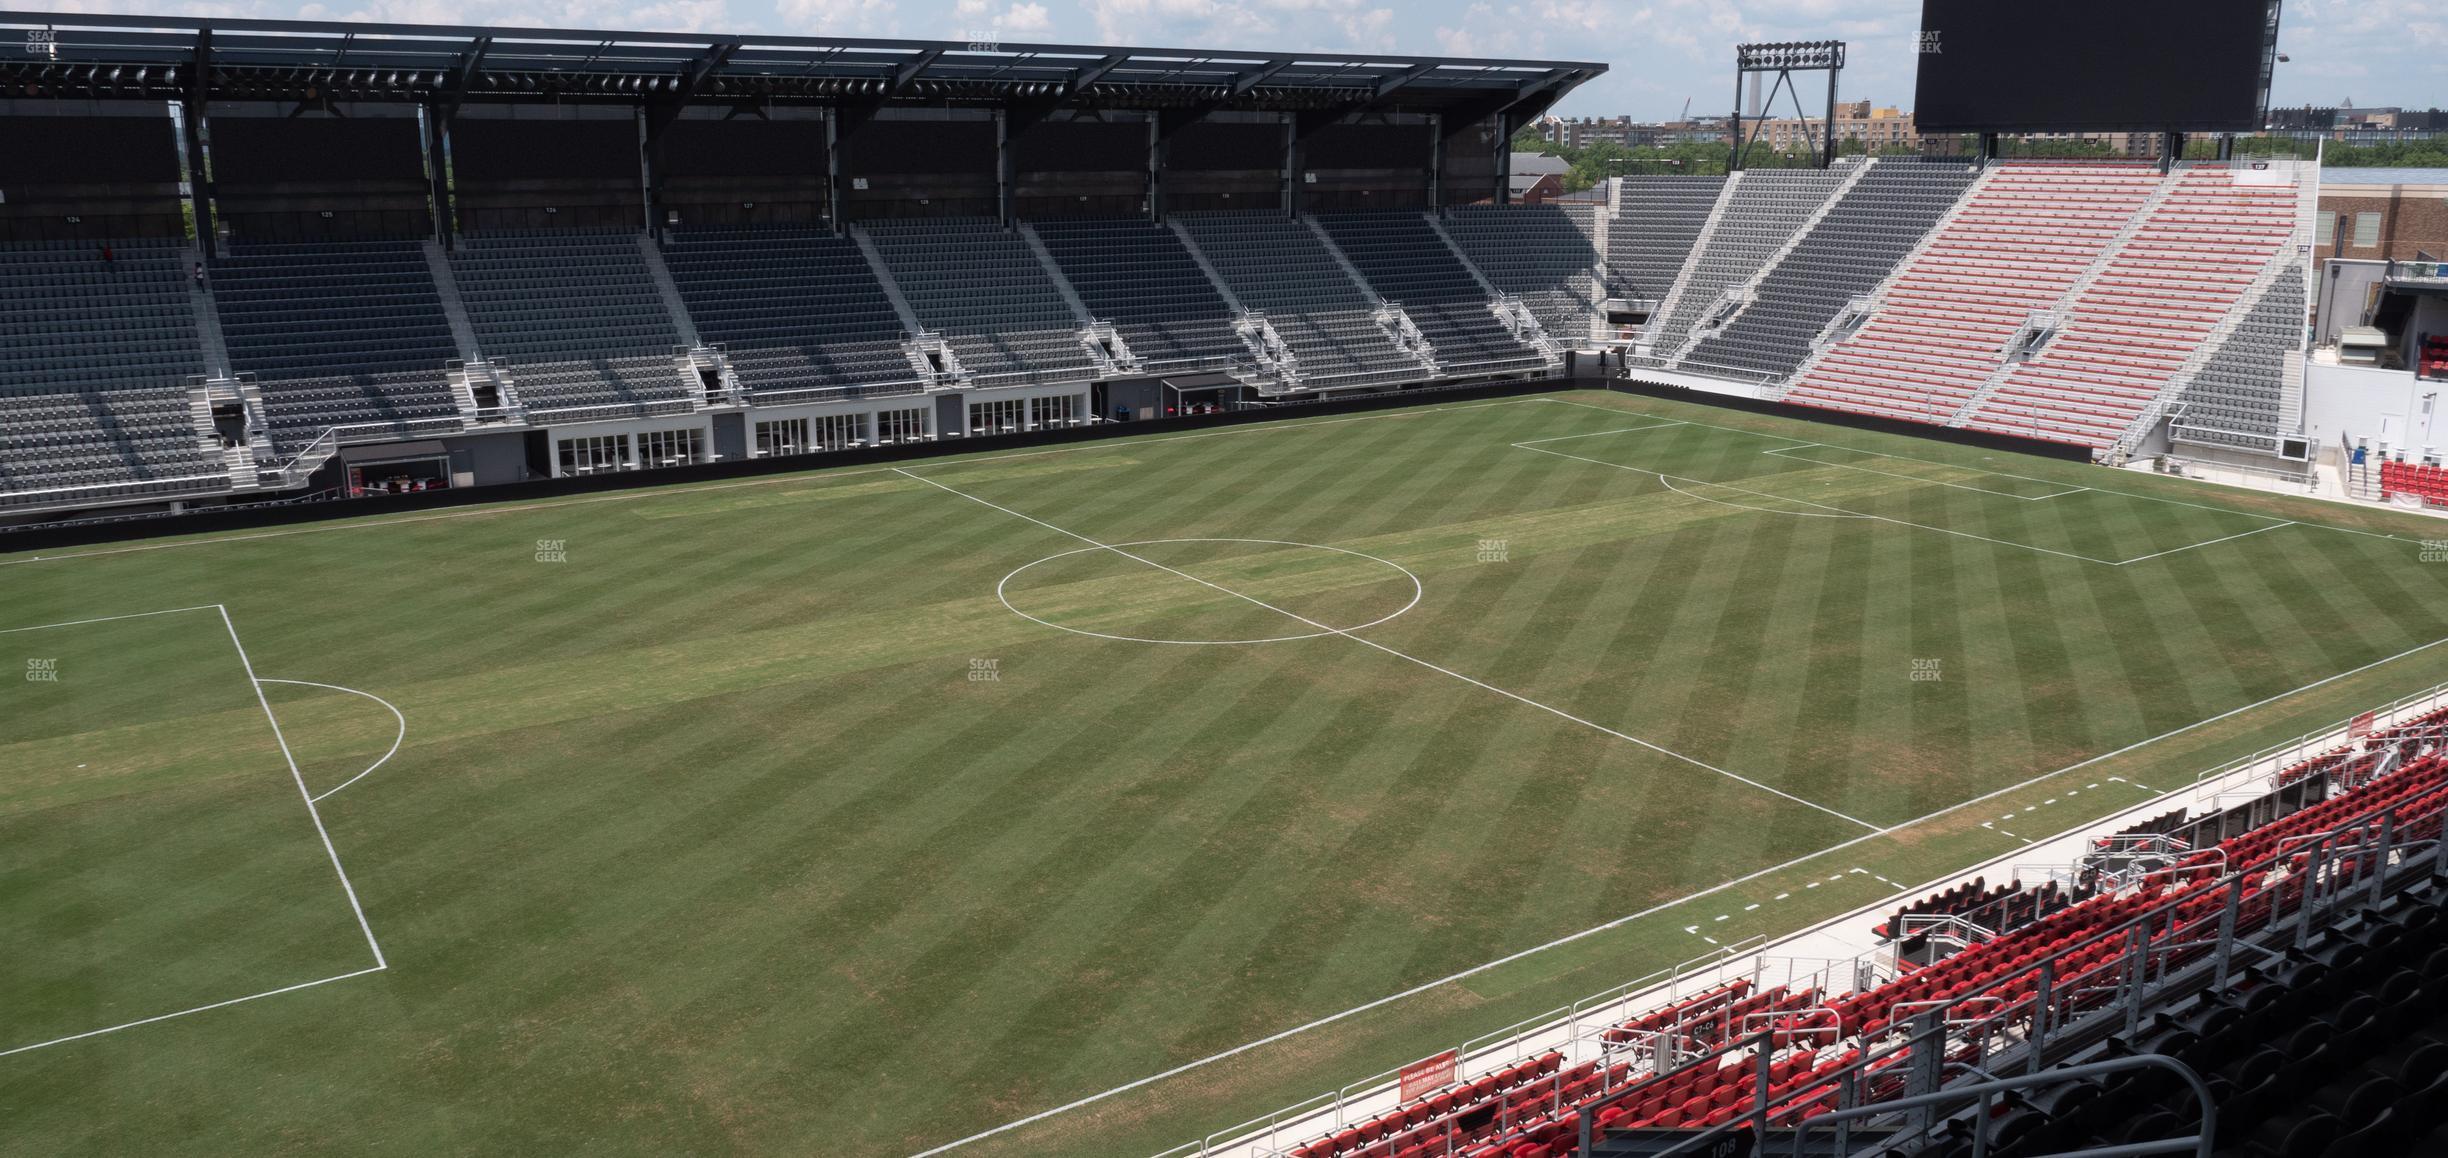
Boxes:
[1786,162,2162,429]
[1783,162,2301,453]
[1962,166,2299,448]
[1270,698,2448,1158]
[2380,460,2448,506]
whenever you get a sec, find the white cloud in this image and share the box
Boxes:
[951,0,1053,38]
[772,0,896,35]
[1083,0,1270,46]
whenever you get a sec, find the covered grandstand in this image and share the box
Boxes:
[0,12,1605,521]
[0,14,2335,528]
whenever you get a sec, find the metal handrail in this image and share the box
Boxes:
[1621,1052,2218,1158]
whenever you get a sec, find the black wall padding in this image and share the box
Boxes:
[1016,122,1145,171]
[0,115,181,184]
[1307,124,1431,170]
[1168,122,1281,172]
[659,119,828,177]
[211,117,426,185]
[845,121,996,175]
[454,119,639,182]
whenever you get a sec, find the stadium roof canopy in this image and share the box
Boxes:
[0,11,1604,117]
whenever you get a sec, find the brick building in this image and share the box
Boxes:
[2315,168,2448,266]
[1746,100,1919,152]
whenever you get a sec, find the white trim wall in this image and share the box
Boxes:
[542,414,714,478]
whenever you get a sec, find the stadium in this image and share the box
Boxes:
[6,1,2448,1156]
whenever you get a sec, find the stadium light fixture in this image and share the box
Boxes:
[1735,41,1845,72]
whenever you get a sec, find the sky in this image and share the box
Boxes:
[17,0,2447,120]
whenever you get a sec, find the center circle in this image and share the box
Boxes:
[997,538,1423,646]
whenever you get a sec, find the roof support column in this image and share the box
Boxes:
[1492,121,1510,204]
[1283,112,1301,219]
[182,28,214,257]
[996,107,1015,227]
[825,108,845,233]
[423,101,454,247]
[1148,115,1165,223]
[636,107,655,234]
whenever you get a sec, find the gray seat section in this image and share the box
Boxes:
[1439,203,1606,344]
[0,239,222,505]
[2172,266,2305,449]
[1608,175,1724,304]
[1681,161,1977,379]
[861,217,1099,386]
[1173,211,1422,390]
[1648,167,1852,355]
[662,226,918,401]
[1312,211,1547,375]
[452,230,694,421]
[1029,216,1246,372]
[214,238,461,453]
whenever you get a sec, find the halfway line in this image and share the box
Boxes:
[889,466,1881,834]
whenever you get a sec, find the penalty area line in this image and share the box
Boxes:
[1760,445,2090,501]
[220,606,387,970]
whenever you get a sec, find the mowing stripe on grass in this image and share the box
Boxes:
[888,467,1883,834]
[909,623,2448,1157]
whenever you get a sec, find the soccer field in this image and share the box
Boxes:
[6,389,2448,1157]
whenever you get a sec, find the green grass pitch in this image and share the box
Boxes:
[5,389,2448,1156]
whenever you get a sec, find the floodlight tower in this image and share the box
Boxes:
[1730,41,1846,170]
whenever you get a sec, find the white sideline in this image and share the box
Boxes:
[907,626,2448,1157]
[0,604,221,633]
[0,966,385,1060]
[220,606,386,969]
[891,467,1882,833]
[0,398,1543,570]
[256,678,409,803]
